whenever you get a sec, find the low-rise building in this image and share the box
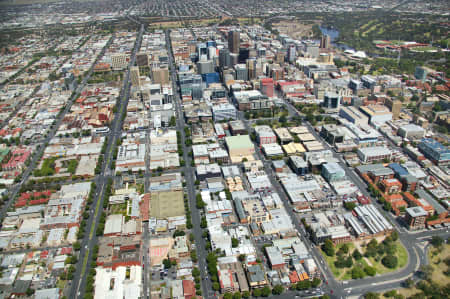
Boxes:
[405,206,428,230]
[357,146,392,164]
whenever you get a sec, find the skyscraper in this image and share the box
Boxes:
[287,44,296,63]
[228,30,240,54]
[219,48,230,69]
[323,93,341,110]
[320,34,331,49]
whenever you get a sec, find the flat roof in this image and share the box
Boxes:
[406,206,428,217]
[150,191,185,219]
[225,135,253,150]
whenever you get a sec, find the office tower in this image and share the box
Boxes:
[304,42,319,58]
[238,47,249,64]
[229,53,239,67]
[197,60,214,75]
[385,98,402,120]
[320,35,331,49]
[323,93,341,109]
[130,66,140,87]
[275,50,285,64]
[219,48,230,69]
[246,58,257,80]
[235,64,248,81]
[414,66,428,82]
[287,44,296,63]
[208,47,216,60]
[197,43,208,59]
[228,30,240,54]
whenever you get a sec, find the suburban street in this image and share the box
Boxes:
[0,34,114,223]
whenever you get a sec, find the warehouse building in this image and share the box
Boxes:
[397,124,425,141]
[357,146,392,164]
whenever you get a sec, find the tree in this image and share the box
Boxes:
[73,241,81,251]
[364,266,376,276]
[252,288,262,297]
[390,230,398,241]
[238,254,246,262]
[344,201,356,210]
[233,292,242,299]
[364,292,380,299]
[242,291,250,298]
[212,282,220,291]
[26,288,35,296]
[353,249,362,260]
[351,266,366,279]
[261,286,271,297]
[224,293,233,299]
[163,259,172,269]
[341,243,350,254]
[322,239,335,256]
[192,268,200,277]
[430,236,444,248]
[404,278,414,288]
[296,280,311,290]
[381,255,398,269]
[384,290,397,297]
[173,230,185,237]
[231,237,239,248]
[419,265,433,280]
[200,217,207,228]
[272,285,284,295]
[311,277,321,287]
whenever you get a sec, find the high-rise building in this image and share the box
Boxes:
[322,93,341,110]
[197,60,214,75]
[229,53,239,67]
[275,50,285,64]
[385,98,402,119]
[246,58,257,80]
[130,66,140,87]
[287,45,296,63]
[235,64,248,81]
[302,41,319,58]
[414,66,428,82]
[320,35,331,49]
[228,30,240,54]
[219,48,230,69]
[238,47,249,63]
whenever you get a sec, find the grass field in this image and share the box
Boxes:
[321,240,408,280]
[366,241,408,274]
[428,243,450,285]
[388,244,450,297]
[409,46,439,52]
[320,243,357,280]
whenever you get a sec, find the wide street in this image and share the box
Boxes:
[166,29,213,299]
[68,24,144,299]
